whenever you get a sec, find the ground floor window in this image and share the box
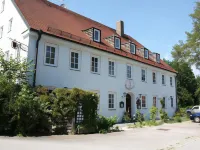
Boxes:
[153,96,156,107]
[171,96,173,107]
[141,95,147,108]
[108,93,115,109]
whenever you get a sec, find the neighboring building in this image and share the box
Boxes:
[0,0,177,120]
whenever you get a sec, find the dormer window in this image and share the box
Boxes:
[93,28,101,42]
[114,37,121,49]
[144,48,149,59]
[130,43,136,54]
[156,53,160,63]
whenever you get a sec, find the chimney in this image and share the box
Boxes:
[116,20,124,36]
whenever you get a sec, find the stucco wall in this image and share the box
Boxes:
[29,33,177,121]
[0,0,29,59]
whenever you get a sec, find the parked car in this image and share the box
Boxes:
[190,112,200,123]
[187,105,200,115]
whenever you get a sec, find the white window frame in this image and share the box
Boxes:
[130,43,136,54]
[0,0,5,13]
[153,96,157,107]
[144,49,149,59]
[162,74,166,85]
[44,43,58,67]
[70,49,81,71]
[108,92,116,110]
[141,95,147,109]
[170,77,173,86]
[8,18,13,33]
[91,55,100,74]
[108,59,116,77]
[114,37,121,49]
[5,50,9,61]
[156,54,160,63]
[0,26,3,39]
[162,96,167,109]
[152,71,156,84]
[93,28,100,42]
[127,64,132,79]
[141,68,147,82]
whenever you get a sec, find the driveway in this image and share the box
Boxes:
[0,121,200,150]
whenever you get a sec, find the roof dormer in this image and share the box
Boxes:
[82,27,101,43]
[114,36,121,49]
[144,48,149,59]
[121,42,136,54]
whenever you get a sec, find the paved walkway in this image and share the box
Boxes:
[0,121,200,150]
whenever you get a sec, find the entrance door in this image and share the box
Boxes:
[126,94,132,117]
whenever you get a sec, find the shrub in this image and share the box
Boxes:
[159,109,169,122]
[150,106,158,123]
[175,116,182,123]
[97,115,118,132]
[122,112,131,123]
[136,110,144,127]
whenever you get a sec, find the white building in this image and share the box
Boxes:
[0,0,177,120]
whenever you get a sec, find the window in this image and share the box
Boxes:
[0,0,5,13]
[5,50,9,61]
[0,26,3,39]
[152,72,156,84]
[144,49,149,59]
[127,65,132,79]
[171,96,173,107]
[170,77,173,86]
[108,93,115,109]
[141,95,147,108]
[141,69,146,82]
[93,28,100,42]
[91,55,100,74]
[162,97,166,109]
[70,50,80,70]
[8,18,13,32]
[153,96,157,107]
[162,75,165,85]
[44,44,57,66]
[114,37,121,49]
[108,60,115,77]
[130,43,136,54]
[156,54,160,63]
[192,106,199,110]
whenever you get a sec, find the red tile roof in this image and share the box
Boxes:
[14,0,176,73]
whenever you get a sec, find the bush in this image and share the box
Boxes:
[175,116,182,123]
[97,115,118,132]
[136,110,144,127]
[159,109,169,122]
[122,112,131,123]
[150,106,158,123]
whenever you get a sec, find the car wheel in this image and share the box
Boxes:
[194,117,200,123]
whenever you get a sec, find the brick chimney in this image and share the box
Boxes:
[116,20,124,36]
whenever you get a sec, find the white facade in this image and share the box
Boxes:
[0,0,177,121]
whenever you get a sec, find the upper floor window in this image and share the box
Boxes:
[127,65,132,79]
[8,18,13,32]
[141,95,147,108]
[170,77,173,86]
[114,37,121,49]
[108,92,116,109]
[44,44,58,66]
[152,72,156,84]
[144,49,149,59]
[153,96,157,107]
[141,69,146,82]
[0,0,5,13]
[91,55,100,74]
[93,28,100,42]
[0,26,3,39]
[156,53,160,63]
[130,43,136,54]
[70,50,81,70]
[108,60,116,77]
[162,75,165,85]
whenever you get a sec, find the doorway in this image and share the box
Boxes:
[126,94,132,117]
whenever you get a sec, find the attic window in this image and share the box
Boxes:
[93,28,101,42]
[130,43,136,54]
[156,53,160,63]
[114,37,121,49]
[144,49,149,59]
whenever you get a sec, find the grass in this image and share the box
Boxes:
[127,120,164,128]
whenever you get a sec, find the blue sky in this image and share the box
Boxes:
[50,0,199,74]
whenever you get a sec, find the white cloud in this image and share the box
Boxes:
[191,65,200,76]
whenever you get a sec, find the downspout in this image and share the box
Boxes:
[33,30,43,87]
[175,75,178,111]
